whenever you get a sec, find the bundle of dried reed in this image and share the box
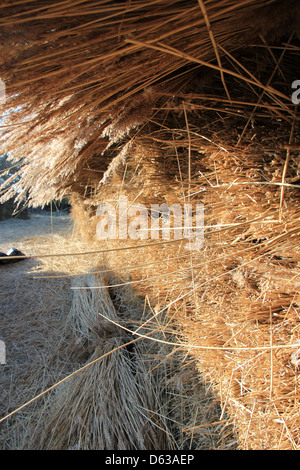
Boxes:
[20,273,170,450]
[0,0,298,206]
[0,0,299,451]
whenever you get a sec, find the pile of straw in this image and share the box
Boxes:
[22,272,171,450]
[1,0,300,449]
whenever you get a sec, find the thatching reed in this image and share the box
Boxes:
[1,0,300,450]
[20,272,170,450]
[0,0,299,206]
[0,220,234,450]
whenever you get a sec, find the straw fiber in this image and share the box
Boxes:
[1,0,300,450]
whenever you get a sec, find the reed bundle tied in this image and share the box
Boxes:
[0,0,300,450]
